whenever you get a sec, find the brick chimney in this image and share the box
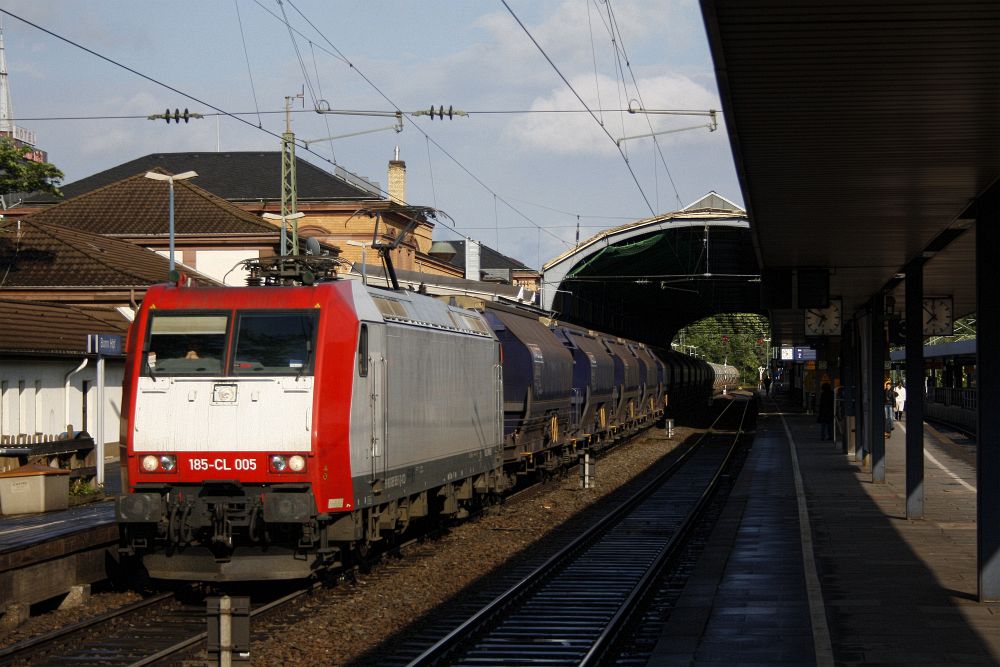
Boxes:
[388,146,406,204]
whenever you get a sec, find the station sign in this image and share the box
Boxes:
[87,333,125,356]
[794,347,817,361]
[780,346,816,361]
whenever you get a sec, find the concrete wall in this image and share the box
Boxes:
[0,358,124,461]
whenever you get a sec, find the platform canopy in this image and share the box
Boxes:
[700,0,1000,346]
[541,193,760,346]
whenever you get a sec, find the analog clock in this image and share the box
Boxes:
[804,298,843,336]
[922,297,953,336]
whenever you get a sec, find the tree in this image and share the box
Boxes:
[673,313,770,387]
[0,138,63,200]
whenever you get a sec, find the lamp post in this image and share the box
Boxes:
[263,211,306,256]
[346,240,372,285]
[144,171,197,273]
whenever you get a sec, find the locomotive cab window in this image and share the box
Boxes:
[232,312,317,376]
[358,324,369,377]
[144,313,229,375]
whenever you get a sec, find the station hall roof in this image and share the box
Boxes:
[541,192,759,345]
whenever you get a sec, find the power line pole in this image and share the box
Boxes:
[281,91,303,256]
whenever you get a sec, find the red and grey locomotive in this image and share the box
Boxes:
[116,262,736,581]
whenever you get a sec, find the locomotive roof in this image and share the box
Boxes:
[362,286,493,338]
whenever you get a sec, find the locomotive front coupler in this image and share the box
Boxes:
[211,502,234,549]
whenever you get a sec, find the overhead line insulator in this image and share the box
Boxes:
[147,108,204,124]
[420,105,466,120]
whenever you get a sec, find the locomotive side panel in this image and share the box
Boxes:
[349,287,501,510]
[350,321,500,508]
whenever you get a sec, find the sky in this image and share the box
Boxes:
[0,0,741,270]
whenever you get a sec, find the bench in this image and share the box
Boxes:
[0,431,96,478]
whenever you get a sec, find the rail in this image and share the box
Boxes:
[406,396,752,666]
[0,585,311,666]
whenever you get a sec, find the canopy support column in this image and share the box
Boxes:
[904,259,925,519]
[977,185,1000,602]
[869,295,886,482]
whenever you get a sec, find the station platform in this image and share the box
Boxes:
[0,460,118,553]
[651,391,1000,666]
[0,461,120,620]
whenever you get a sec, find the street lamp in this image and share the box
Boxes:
[262,211,306,256]
[346,240,372,285]
[144,170,197,273]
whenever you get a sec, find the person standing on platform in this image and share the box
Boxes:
[895,382,906,421]
[884,380,897,433]
[817,382,834,440]
[764,374,772,396]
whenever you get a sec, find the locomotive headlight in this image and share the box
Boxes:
[270,455,288,472]
[288,455,306,472]
[141,454,176,473]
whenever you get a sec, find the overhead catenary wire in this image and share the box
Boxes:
[3,5,706,266]
[424,135,438,209]
[601,0,683,208]
[580,0,687,265]
[0,9,304,159]
[0,7,447,241]
[9,107,719,122]
[500,0,655,217]
[308,40,337,162]
[276,0,320,109]
[586,0,604,128]
[232,0,263,129]
[276,0,573,254]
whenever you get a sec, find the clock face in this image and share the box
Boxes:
[922,297,953,336]
[804,298,843,336]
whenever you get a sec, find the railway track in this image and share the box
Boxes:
[399,396,753,667]
[0,585,313,667]
[0,403,735,665]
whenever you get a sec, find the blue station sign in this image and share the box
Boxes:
[87,333,125,356]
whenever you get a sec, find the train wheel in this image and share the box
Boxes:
[351,540,378,574]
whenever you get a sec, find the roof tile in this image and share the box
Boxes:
[0,217,217,288]
[26,152,374,203]
[0,300,129,354]
[26,169,282,236]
